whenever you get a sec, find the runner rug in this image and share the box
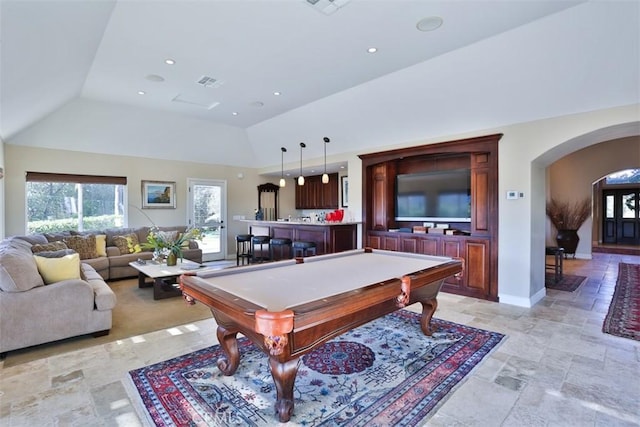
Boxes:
[545,273,587,292]
[129,309,504,426]
[602,262,640,341]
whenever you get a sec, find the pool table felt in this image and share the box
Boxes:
[193,250,450,312]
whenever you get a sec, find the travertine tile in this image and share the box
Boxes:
[1,253,639,426]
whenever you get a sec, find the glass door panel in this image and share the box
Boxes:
[188,179,227,261]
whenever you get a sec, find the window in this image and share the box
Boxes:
[605,169,640,184]
[26,172,127,233]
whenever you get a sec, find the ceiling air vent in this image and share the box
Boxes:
[305,0,351,15]
[196,76,224,88]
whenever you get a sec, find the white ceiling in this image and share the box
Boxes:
[1,0,639,173]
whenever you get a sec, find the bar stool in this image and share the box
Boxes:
[293,241,317,258]
[545,246,564,283]
[236,234,253,266]
[270,237,293,261]
[252,235,271,263]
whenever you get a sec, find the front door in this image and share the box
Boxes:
[187,179,227,261]
[603,188,640,245]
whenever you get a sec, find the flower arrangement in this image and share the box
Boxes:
[128,227,203,263]
[546,198,591,230]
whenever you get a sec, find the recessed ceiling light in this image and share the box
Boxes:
[165,58,176,65]
[367,47,378,53]
[137,91,146,95]
[273,91,281,96]
[232,112,239,116]
[145,74,165,82]
[416,16,443,32]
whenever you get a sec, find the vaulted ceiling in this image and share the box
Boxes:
[1,1,638,171]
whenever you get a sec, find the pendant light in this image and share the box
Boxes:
[322,137,330,184]
[298,142,306,186]
[279,147,287,187]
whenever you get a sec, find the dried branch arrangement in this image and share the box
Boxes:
[546,198,591,230]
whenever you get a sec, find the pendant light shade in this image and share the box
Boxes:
[298,142,306,186]
[322,136,330,184]
[279,147,287,187]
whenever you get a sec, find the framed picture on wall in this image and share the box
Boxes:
[142,180,176,209]
[341,176,349,208]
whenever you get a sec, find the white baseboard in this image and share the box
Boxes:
[498,287,546,308]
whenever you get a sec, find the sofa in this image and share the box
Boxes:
[11,226,203,281]
[0,237,116,355]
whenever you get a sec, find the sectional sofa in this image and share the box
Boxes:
[0,226,202,355]
[12,225,203,281]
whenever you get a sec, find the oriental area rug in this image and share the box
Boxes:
[545,273,588,292]
[602,262,640,341]
[129,310,504,426]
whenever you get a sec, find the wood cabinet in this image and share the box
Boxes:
[367,231,492,300]
[295,173,339,209]
[360,134,501,301]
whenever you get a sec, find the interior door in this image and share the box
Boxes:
[602,188,640,245]
[187,179,227,261]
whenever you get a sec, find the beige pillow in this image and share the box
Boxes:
[95,234,107,257]
[64,235,98,260]
[31,241,68,253]
[33,253,81,285]
[113,233,140,254]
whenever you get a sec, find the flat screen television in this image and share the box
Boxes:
[395,169,471,222]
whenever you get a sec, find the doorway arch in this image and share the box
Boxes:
[528,122,640,304]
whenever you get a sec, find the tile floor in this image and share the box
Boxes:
[1,253,639,426]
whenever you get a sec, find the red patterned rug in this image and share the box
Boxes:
[603,262,640,341]
[545,273,587,292]
[128,310,504,426]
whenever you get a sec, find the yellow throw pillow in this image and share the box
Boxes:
[33,253,81,285]
[95,234,107,257]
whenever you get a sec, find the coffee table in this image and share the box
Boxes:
[129,259,204,300]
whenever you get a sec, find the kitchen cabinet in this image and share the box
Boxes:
[295,173,339,209]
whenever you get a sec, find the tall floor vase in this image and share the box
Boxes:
[556,229,579,258]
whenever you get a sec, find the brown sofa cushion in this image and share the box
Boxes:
[31,241,68,253]
[64,235,98,260]
[112,233,139,255]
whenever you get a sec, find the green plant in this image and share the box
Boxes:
[140,227,204,260]
[546,198,591,230]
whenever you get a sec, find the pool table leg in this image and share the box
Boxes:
[216,325,240,375]
[419,297,438,336]
[268,357,300,423]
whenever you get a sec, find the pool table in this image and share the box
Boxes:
[179,248,463,422]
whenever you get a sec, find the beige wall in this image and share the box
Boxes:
[4,145,266,257]
[4,105,640,307]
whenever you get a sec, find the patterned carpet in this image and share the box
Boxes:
[545,272,587,291]
[129,309,504,426]
[603,262,640,341]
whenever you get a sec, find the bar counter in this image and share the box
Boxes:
[240,220,359,255]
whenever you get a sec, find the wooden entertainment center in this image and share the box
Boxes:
[359,134,501,301]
